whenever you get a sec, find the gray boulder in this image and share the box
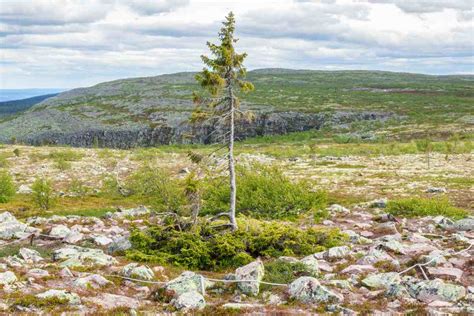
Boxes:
[0,271,17,285]
[325,246,351,260]
[107,236,132,254]
[165,271,210,296]
[288,277,343,304]
[0,212,34,239]
[362,272,401,290]
[49,225,71,238]
[121,263,154,280]
[36,289,81,305]
[19,248,43,263]
[235,260,265,296]
[452,218,474,231]
[52,246,118,267]
[73,274,112,289]
[404,277,466,303]
[172,291,206,310]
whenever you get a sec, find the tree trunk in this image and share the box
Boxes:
[228,87,238,231]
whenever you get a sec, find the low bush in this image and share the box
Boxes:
[126,166,186,213]
[32,177,55,210]
[263,260,314,287]
[127,218,346,270]
[387,197,468,220]
[48,149,84,162]
[202,164,327,220]
[0,170,15,203]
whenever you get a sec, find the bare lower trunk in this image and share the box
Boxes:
[228,88,238,231]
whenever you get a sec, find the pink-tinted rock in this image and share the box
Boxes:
[341,265,377,275]
[427,267,464,282]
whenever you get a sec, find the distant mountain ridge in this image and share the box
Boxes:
[0,93,59,117]
[0,89,64,102]
[0,69,471,148]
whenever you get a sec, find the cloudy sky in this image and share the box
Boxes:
[0,0,473,89]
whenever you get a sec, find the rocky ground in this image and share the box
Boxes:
[0,201,473,314]
[2,145,473,209]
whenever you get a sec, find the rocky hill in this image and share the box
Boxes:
[0,69,472,148]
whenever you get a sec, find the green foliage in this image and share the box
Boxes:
[0,170,15,203]
[54,157,71,171]
[0,152,9,167]
[127,218,345,270]
[13,148,20,157]
[100,175,121,197]
[387,197,468,220]
[69,178,90,198]
[263,260,314,287]
[48,149,84,161]
[127,166,186,213]
[13,294,68,308]
[31,177,54,210]
[203,164,327,220]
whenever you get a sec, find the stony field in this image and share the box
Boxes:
[0,142,473,314]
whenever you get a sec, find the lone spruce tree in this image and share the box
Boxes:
[193,12,254,231]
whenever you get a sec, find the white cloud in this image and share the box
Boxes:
[0,0,472,88]
[368,0,472,14]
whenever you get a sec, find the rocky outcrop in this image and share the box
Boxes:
[4,110,393,149]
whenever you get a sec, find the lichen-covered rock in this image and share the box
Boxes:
[52,246,118,267]
[0,212,30,239]
[235,260,265,296]
[405,278,466,303]
[165,271,210,296]
[36,289,81,305]
[73,274,112,289]
[107,236,132,254]
[49,225,71,238]
[362,272,401,290]
[325,246,351,260]
[0,271,17,285]
[288,277,343,304]
[328,204,350,214]
[300,255,320,273]
[172,291,206,310]
[92,235,113,246]
[121,263,154,280]
[64,231,84,244]
[452,218,474,231]
[19,248,43,263]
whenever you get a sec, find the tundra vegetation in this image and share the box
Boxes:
[0,13,472,316]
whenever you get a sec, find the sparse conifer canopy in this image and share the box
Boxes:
[193,12,254,230]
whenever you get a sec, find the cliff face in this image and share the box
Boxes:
[23,111,392,148]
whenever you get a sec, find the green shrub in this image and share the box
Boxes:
[0,170,15,203]
[202,164,327,220]
[32,177,54,210]
[54,157,71,171]
[127,166,186,213]
[263,260,314,287]
[48,149,84,161]
[127,218,346,270]
[13,148,20,157]
[69,178,90,198]
[387,197,468,220]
